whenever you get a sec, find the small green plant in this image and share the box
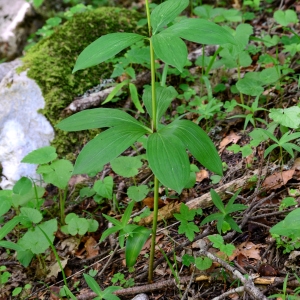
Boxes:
[111,272,135,288]
[57,0,234,281]
[181,234,235,271]
[228,94,268,131]
[174,203,202,241]
[21,146,73,224]
[100,201,151,268]
[256,129,300,163]
[201,189,247,234]
[270,208,300,254]
[0,266,11,287]
[84,273,122,300]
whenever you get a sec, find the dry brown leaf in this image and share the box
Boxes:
[229,242,264,261]
[219,131,241,153]
[196,170,209,182]
[85,236,99,258]
[262,170,295,190]
[142,197,165,209]
[47,258,68,278]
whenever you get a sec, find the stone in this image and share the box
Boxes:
[0,68,54,189]
[0,0,42,60]
[0,7,145,188]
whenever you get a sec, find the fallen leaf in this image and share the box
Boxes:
[85,236,99,258]
[196,170,209,182]
[219,131,241,153]
[47,258,69,278]
[229,242,265,261]
[262,170,295,190]
[142,197,165,209]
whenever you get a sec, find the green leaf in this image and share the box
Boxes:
[174,203,196,222]
[111,156,142,178]
[152,34,187,72]
[57,108,149,132]
[102,80,130,105]
[208,234,224,249]
[165,120,223,175]
[182,254,195,267]
[150,0,189,34]
[93,176,113,199]
[0,241,25,252]
[73,33,145,72]
[0,191,12,217]
[259,67,280,85]
[210,189,225,213]
[68,217,89,236]
[18,219,57,254]
[274,9,298,26]
[142,85,178,126]
[37,159,73,189]
[221,243,236,256]
[236,78,263,96]
[20,207,42,224]
[83,273,102,295]
[163,18,236,45]
[269,107,300,129]
[126,226,151,267]
[147,131,190,193]
[195,257,213,270]
[121,201,135,225]
[178,221,199,241]
[73,125,147,175]
[13,177,32,195]
[87,219,99,232]
[127,185,149,202]
[21,146,57,164]
[270,208,300,237]
[0,216,27,240]
[102,286,122,300]
[129,83,144,113]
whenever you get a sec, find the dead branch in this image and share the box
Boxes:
[139,168,267,226]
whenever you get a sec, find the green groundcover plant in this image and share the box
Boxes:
[57,0,237,281]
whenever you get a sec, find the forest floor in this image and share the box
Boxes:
[1,0,300,299]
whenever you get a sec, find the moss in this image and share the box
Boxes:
[19,7,145,160]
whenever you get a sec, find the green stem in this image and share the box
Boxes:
[237,58,244,106]
[149,38,157,132]
[148,176,159,282]
[145,0,159,282]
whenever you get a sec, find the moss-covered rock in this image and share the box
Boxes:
[19,7,145,159]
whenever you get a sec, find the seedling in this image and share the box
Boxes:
[84,273,122,300]
[201,189,247,234]
[174,203,202,242]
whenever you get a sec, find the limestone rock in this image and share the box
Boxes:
[0,0,42,60]
[0,68,54,189]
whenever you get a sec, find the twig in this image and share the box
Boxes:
[97,244,119,278]
[76,276,191,299]
[198,249,267,300]
[212,286,245,300]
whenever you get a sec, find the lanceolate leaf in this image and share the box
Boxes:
[126,226,151,267]
[152,34,187,72]
[73,33,145,72]
[165,120,223,175]
[150,0,189,35]
[73,125,147,175]
[162,18,235,45]
[147,132,190,193]
[142,85,178,124]
[57,108,150,132]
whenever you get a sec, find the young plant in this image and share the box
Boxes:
[270,208,300,254]
[174,203,202,242]
[21,146,73,224]
[201,189,247,234]
[256,129,300,163]
[57,0,236,281]
[83,273,122,300]
[111,272,135,288]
